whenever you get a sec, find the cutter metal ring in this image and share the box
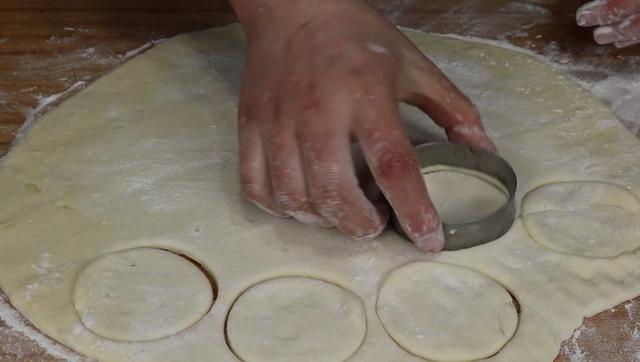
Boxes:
[391,143,517,251]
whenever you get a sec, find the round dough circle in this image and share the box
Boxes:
[226,277,366,362]
[423,166,508,224]
[73,248,213,342]
[377,262,518,361]
[522,181,640,258]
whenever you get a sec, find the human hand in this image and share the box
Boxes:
[577,0,640,47]
[230,0,495,252]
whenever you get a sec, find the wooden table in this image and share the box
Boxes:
[1,1,639,360]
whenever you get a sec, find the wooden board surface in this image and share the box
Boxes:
[0,0,639,360]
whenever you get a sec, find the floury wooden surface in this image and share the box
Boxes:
[0,1,638,360]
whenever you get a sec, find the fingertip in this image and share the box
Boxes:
[447,124,497,153]
[351,219,387,241]
[288,210,332,227]
[374,201,391,226]
[248,196,288,218]
[414,224,445,253]
[576,1,607,27]
[594,26,618,44]
[614,40,637,48]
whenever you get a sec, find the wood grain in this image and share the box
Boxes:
[0,0,638,360]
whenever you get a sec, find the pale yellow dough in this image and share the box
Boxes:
[226,277,366,362]
[72,248,213,342]
[377,262,518,361]
[1,25,640,361]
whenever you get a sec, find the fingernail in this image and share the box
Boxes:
[576,11,591,26]
[576,1,605,26]
[251,199,288,217]
[415,224,445,253]
[594,26,618,44]
[288,210,332,227]
[614,40,637,48]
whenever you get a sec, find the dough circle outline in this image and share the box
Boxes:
[72,247,215,342]
[225,276,367,362]
[521,181,640,258]
[376,261,519,361]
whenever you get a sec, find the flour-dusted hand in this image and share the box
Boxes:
[229,0,495,252]
[577,0,640,47]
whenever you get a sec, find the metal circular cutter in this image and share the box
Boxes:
[392,142,517,251]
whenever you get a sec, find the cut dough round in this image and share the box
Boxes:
[423,166,508,224]
[226,277,366,362]
[377,262,518,361]
[522,181,640,258]
[73,248,213,341]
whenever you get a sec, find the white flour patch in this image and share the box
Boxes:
[560,324,593,362]
[63,27,90,33]
[0,293,85,361]
[123,39,165,61]
[13,81,87,146]
[365,42,388,54]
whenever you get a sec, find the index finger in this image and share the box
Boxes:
[356,93,445,252]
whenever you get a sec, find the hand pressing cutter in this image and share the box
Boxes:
[391,143,517,251]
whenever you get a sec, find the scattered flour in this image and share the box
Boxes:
[0,293,85,361]
[589,76,640,136]
[123,39,165,61]
[13,81,87,147]
[561,323,589,362]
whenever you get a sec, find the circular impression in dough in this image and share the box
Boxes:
[522,181,640,258]
[422,165,508,224]
[377,261,518,361]
[225,277,366,362]
[73,248,214,342]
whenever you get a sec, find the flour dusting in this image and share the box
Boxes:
[0,293,85,361]
[123,39,165,61]
[13,81,87,147]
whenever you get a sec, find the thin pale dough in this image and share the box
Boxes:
[73,248,213,342]
[422,166,508,223]
[0,25,640,361]
[377,261,518,361]
[522,181,640,258]
[226,277,366,362]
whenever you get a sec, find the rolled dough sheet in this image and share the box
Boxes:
[0,24,640,361]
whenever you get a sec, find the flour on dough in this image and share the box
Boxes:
[73,248,213,342]
[226,277,366,362]
[377,261,518,361]
[422,165,508,223]
[522,181,640,258]
[1,24,640,362]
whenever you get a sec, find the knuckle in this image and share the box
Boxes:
[370,145,417,185]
